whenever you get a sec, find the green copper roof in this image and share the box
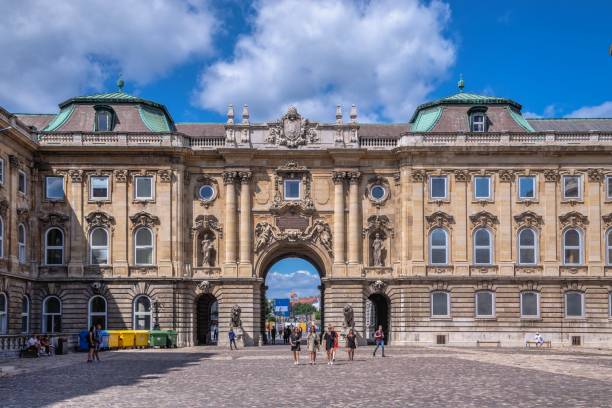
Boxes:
[410,107,442,132]
[43,104,74,131]
[139,105,171,132]
[508,107,535,132]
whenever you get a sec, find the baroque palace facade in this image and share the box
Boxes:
[1,81,612,348]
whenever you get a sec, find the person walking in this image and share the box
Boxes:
[322,325,337,365]
[289,326,301,365]
[306,325,319,365]
[229,328,238,350]
[372,325,385,357]
[86,326,95,363]
[93,323,102,362]
[346,328,357,361]
[331,325,339,362]
[271,325,277,345]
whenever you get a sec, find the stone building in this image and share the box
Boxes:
[1,80,612,348]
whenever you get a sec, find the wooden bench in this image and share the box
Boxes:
[476,340,501,348]
[526,340,551,348]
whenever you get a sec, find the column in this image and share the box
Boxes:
[332,171,346,264]
[347,171,361,264]
[239,170,252,264]
[223,171,238,264]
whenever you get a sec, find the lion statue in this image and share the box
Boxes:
[342,304,355,330]
[230,304,242,329]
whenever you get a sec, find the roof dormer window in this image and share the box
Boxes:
[470,113,486,132]
[94,107,114,132]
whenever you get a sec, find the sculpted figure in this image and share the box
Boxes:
[201,235,214,266]
[255,222,275,253]
[372,233,384,266]
[343,304,355,331]
[230,305,242,329]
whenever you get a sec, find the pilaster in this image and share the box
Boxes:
[543,170,558,275]
[112,170,129,275]
[410,170,425,275]
[238,170,253,277]
[223,171,238,276]
[67,169,84,276]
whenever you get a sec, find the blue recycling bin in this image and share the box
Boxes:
[99,330,110,349]
[79,330,90,351]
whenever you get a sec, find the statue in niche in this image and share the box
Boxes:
[200,234,215,267]
[372,233,384,267]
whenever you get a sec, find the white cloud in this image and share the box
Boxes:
[265,270,320,299]
[195,0,455,122]
[522,111,541,119]
[0,0,216,112]
[522,104,558,119]
[566,101,612,118]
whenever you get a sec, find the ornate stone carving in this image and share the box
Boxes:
[342,304,355,331]
[603,213,612,228]
[129,211,160,229]
[362,215,394,238]
[230,305,242,329]
[0,199,8,217]
[453,169,470,182]
[411,170,425,182]
[543,169,559,182]
[332,171,347,184]
[363,215,393,267]
[366,175,390,207]
[85,211,116,230]
[91,281,103,294]
[158,169,172,183]
[267,106,318,148]
[222,171,238,185]
[426,211,455,230]
[513,211,543,230]
[113,170,127,183]
[372,233,384,266]
[39,212,69,227]
[271,161,314,214]
[254,218,332,255]
[347,171,361,185]
[193,215,223,237]
[196,175,219,208]
[370,280,387,293]
[201,236,215,267]
[469,211,499,229]
[8,155,19,168]
[197,280,211,293]
[498,169,515,182]
[69,169,84,183]
[239,171,252,184]
[587,168,604,183]
[559,211,588,229]
[16,207,30,222]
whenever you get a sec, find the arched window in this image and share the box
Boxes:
[45,228,64,265]
[473,228,493,265]
[134,228,154,265]
[606,229,612,265]
[431,291,450,317]
[565,291,584,318]
[18,223,26,264]
[0,292,7,334]
[475,290,495,317]
[90,228,109,265]
[429,228,449,265]
[520,291,540,318]
[0,216,4,258]
[563,228,583,265]
[42,296,62,333]
[88,295,107,329]
[518,228,537,265]
[133,295,152,330]
[21,296,30,333]
[94,109,113,132]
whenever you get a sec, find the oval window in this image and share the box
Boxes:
[199,185,215,201]
[371,185,386,201]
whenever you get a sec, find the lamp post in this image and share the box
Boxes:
[153,300,163,330]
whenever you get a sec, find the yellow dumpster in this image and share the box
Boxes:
[118,330,136,348]
[107,330,121,349]
[134,330,150,348]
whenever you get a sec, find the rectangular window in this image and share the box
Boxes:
[90,176,109,200]
[430,176,448,200]
[518,176,536,199]
[565,292,584,318]
[607,176,612,200]
[520,292,540,318]
[563,175,581,199]
[0,158,4,184]
[475,292,495,317]
[283,179,301,200]
[45,176,64,200]
[474,176,491,200]
[431,292,450,317]
[471,114,486,132]
[135,176,153,200]
[18,170,26,194]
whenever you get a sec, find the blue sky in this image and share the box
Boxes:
[265,258,321,300]
[2,1,612,122]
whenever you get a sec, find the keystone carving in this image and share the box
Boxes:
[369,280,387,293]
[513,211,543,230]
[85,211,116,230]
[559,211,588,229]
[602,213,612,228]
[469,211,499,229]
[426,211,455,230]
[129,211,160,229]
[267,106,318,148]
[39,212,69,227]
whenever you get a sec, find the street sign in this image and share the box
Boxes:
[273,298,291,317]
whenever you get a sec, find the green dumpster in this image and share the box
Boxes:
[149,330,168,348]
[166,330,177,348]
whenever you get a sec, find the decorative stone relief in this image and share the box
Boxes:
[366,175,390,208]
[267,106,318,148]
[196,175,219,208]
[469,211,499,229]
[113,170,127,183]
[314,178,330,205]
[69,170,84,183]
[0,199,8,217]
[193,215,223,237]
[602,213,612,228]
[193,215,222,267]
[39,212,69,227]
[16,207,30,222]
[559,211,588,229]
[498,169,515,182]
[362,215,394,238]
[129,211,160,229]
[453,169,470,182]
[254,177,270,205]
[587,168,604,183]
[254,218,332,255]
[271,161,314,214]
[363,215,394,267]
[370,280,387,293]
[158,169,172,183]
[230,305,242,329]
[85,211,116,230]
[513,211,543,230]
[411,170,425,182]
[197,280,211,293]
[342,304,355,330]
[222,171,238,185]
[543,169,559,182]
[426,211,455,230]
[519,281,541,292]
[332,171,347,185]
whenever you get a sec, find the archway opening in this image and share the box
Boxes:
[263,256,322,345]
[196,294,218,345]
[366,293,389,345]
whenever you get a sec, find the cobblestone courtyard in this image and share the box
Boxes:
[2,346,612,407]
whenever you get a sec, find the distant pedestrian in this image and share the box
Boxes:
[229,328,238,350]
[271,325,277,345]
[86,326,95,363]
[307,325,319,365]
[534,332,544,347]
[372,325,385,357]
[346,328,357,361]
[331,325,339,362]
[323,325,337,365]
[213,326,218,342]
[93,323,102,362]
[290,327,301,365]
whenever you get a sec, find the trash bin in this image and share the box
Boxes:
[107,330,121,349]
[56,337,67,355]
[118,330,136,348]
[134,330,150,348]
[79,330,90,351]
[166,330,177,348]
[99,330,110,350]
[149,330,168,348]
